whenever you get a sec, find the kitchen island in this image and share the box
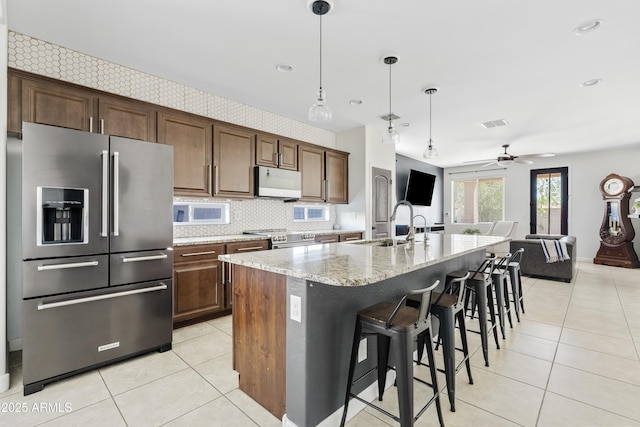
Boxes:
[219,233,508,427]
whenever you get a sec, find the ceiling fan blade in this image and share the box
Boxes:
[515,158,533,165]
[462,158,495,164]
[518,153,555,159]
[481,160,498,167]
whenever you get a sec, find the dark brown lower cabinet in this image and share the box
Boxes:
[173,244,225,323]
[233,265,286,419]
[224,240,269,309]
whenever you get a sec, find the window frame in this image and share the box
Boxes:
[293,204,330,222]
[451,175,506,223]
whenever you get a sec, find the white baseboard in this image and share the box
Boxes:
[0,372,10,393]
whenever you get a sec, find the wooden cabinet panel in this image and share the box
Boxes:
[299,145,325,202]
[214,125,255,198]
[173,244,225,323]
[21,78,95,132]
[339,232,362,242]
[224,240,269,309]
[314,234,339,243]
[158,111,213,196]
[233,265,286,418]
[278,138,298,170]
[98,96,156,141]
[256,135,298,170]
[256,134,278,167]
[7,73,21,135]
[326,150,349,204]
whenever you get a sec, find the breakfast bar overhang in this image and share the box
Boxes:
[219,234,508,427]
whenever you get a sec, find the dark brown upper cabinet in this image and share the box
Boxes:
[256,135,298,171]
[213,125,256,199]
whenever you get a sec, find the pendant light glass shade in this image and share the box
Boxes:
[423,88,438,158]
[309,1,332,123]
[382,56,399,145]
[423,139,438,158]
[382,124,400,145]
[308,88,332,123]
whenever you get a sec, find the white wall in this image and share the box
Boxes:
[444,144,640,261]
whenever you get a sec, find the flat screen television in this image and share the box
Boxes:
[404,169,436,206]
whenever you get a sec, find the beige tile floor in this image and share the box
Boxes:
[1,260,639,426]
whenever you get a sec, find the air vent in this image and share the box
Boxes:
[480,119,508,129]
[380,113,400,121]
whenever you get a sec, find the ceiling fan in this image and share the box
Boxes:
[467,144,555,167]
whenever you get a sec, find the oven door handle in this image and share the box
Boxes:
[37,283,168,311]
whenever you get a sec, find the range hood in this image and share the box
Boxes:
[254,166,302,199]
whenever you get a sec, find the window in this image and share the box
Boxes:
[173,202,230,224]
[293,205,330,222]
[452,177,504,223]
[530,167,568,234]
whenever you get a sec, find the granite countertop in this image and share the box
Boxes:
[172,229,364,246]
[218,233,508,287]
[173,234,269,246]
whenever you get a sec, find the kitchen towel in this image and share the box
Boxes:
[540,239,570,263]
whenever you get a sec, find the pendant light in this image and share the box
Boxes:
[423,88,439,159]
[308,0,332,123]
[382,56,400,145]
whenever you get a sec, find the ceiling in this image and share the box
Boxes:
[7,0,640,167]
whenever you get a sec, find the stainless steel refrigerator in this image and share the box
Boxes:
[13,122,174,395]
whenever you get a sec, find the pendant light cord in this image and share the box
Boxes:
[388,61,392,129]
[429,92,432,146]
[319,14,323,92]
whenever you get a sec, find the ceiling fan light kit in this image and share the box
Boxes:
[308,0,333,123]
[423,88,439,159]
[381,55,400,145]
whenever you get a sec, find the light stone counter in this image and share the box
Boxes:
[173,234,269,246]
[219,233,508,286]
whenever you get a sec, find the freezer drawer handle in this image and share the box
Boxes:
[122,254,169,263]
[37,283,168,311]
[37,260,99,271]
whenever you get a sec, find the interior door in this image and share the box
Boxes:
[372,167,392,239]
[109,136,174,253]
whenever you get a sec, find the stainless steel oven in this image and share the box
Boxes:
[243,229,318,249]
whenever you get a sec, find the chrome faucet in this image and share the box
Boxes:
[391,200,415,242]
[413,214,428,242]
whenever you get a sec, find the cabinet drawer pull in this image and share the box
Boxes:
[122,254,168,263]
[344,237,360,241]
[180,250,217,257]
[235,246,264,252]
[322,239,338,243]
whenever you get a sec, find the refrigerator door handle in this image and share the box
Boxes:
[101,150,109,237]
[37,283,168,311]
[121,254,168,263]
[113,151,120,236]
[37,260,99,271]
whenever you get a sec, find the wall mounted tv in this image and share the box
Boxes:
[404,169,436,206]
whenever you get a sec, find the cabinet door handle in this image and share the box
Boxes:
[236,246,264,252]
[180,250,217,257]
[279,153,284,167]
[222,261,226,284]
[100,118,105,135]
[89,116,94,133]
[207,164,212,194]
[229,263,233,283]
[214,165,219,194]
[273,151,279,166]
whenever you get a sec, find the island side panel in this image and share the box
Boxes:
[285,248,485,427]
[233,265,287,419]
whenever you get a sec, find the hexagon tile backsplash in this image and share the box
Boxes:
[8,31,337,149]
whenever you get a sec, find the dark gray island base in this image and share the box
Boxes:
[220,234,506,426]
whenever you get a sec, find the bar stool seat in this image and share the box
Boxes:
[340,281,444,427]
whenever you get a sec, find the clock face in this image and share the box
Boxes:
[604,178,624,195]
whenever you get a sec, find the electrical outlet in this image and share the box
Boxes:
[358,338,367,362]
[290,295,302,322]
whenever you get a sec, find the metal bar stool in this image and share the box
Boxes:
[507,248,525,315]
[340,280,444,427]
[445,256,500,367]
[491,254,512,337]
[413,273,473,412]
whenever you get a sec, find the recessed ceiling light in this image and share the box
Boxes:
[580,78,603,87]
[349,99,363,105]
[574,19,604,35]
[276,64,294,72]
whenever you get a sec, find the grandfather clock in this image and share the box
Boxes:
[593,173,640,268]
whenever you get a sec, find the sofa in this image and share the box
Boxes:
[509,234,577,282]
